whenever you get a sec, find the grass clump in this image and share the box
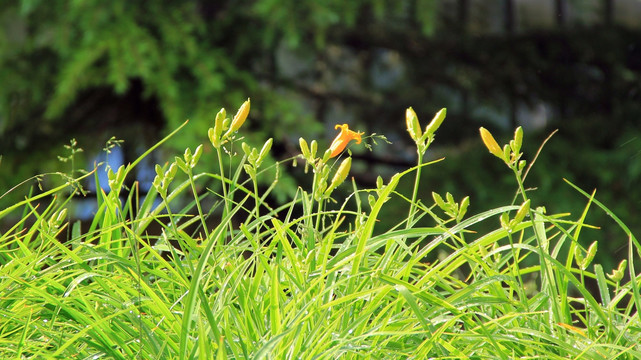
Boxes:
[1,100,640,359]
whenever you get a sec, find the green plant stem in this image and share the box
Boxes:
[510,166,529,306]
[187,169,210,241]
[307,164,322,250]
[513,168,528,203]
[579,268,590,327]
[407,151,423,229]
[314,200,323,244]
[513,165,561,326]
[252,175,261,238]
[216,146,234,236]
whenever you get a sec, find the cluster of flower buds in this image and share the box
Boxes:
[242,139,273,180]
[480,126,526,173]
[208,98,250,149]
[299,123,364,201]
[406,107,446,155]
[432,191,470,223]
[575,241,598,271]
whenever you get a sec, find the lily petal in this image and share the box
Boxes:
[329,124,363,158]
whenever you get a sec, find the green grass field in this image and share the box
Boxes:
[1,102,639,359]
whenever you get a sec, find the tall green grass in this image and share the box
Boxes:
[1,101,639,359]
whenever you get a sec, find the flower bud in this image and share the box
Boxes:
[432,192,446,210]
[607,259,627,282]
[581,241,598,270]
[424,108,446,137]
[512,199,530,226]
[310,140,318,159]
[456,196,470,222]
[210,108,226,148]
[191,144,203,168]
[228,98,250,134]
[299,138,311,160]
[512,126,523,154]
[257,138,273,167]
[479,127,504,159]
[405,107,422,141]
[500,212,510,230]
[326,157,352,195]
[502,144,511,162]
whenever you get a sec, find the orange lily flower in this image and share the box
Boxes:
[329,124,364,158]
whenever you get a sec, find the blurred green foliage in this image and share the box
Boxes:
[0,0,437,203]
[1,1,639,269]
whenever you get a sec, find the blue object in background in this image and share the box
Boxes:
[74,146,162,220]
[75,147,125,220]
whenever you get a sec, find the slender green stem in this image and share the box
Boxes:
[407,151,423,229]
[513,165,561,325]
[252,175,261,238]
[309,163,323,238]
[314,200,323,242]
[187,169,210,241]
[311,163,324,254]
[513,168,528,203]
[216,147,229,210]
[216,147,234,236]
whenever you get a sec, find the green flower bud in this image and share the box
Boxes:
[210,108,226,148]
[325,157,352,195]
[511,199,530,226]
[424,108,446,137]
[502,144,511,163]
[513,126,523,154]
[376,176,384,190]
[607,259,627,282]
[500,212,510,230]
[581,241,598,270]
[322,148,332,163]
[456,196,470,222]
[432,192,446,210]
[241,142,252,158]
[310,140,318,159]
[299,137,311,160]
[257,138,273,167]
[446,192,455,205]
[108,165,126,192]
[175,156,188,173]
[405,107,422,142]
[191,144,203,168]
[167,162,177,180]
